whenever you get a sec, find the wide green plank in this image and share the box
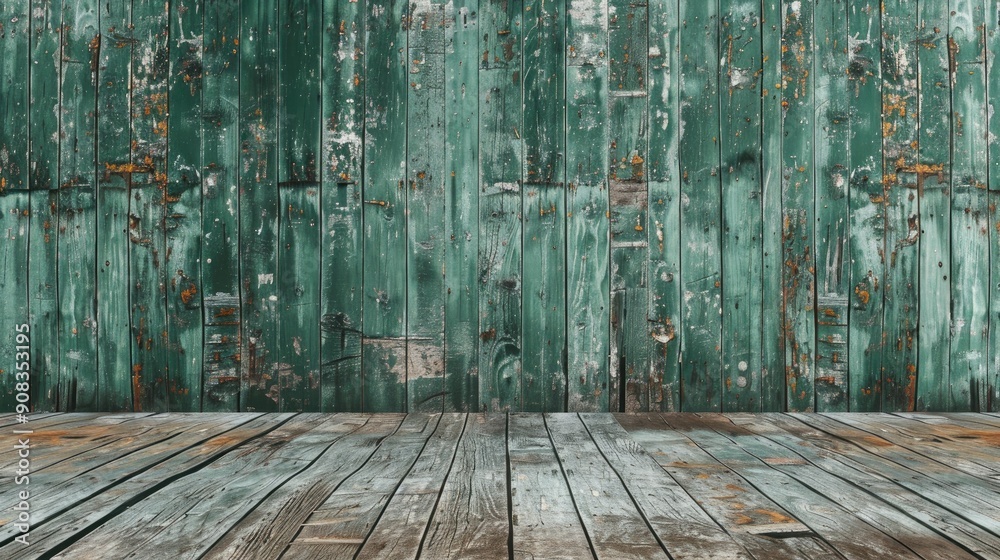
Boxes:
[407,0,448,412]
[321,0,365,412]
[915,0,951,411]
[846,0,884,411]
[880,0,919,411]
[679,0,720,411]
[720,0,763,412]
[609,0,649,412]
[781,0,815,412]
[277,0,321,412]
[165,0,204,411]
[201,0,242,411]
[129,0,170,411]
[647,0,680,412]
[949,0,990,411]
[28,0,61,411]
[812,0,849,411]
[362,0,408,412]
[95,0,133,412]
[478,0,522,412]
[443,0,479,412]
[991,0,1000,411]
[521,0,566,413]
[239,0,280,412]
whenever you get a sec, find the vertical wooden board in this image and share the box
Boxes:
[443,0,479,412]
[165,0,204,411]
[28,0,61,411]
[407,0,447,412]
[201,0,242,412]
[760,0,784,411]
[478,0,522,412]
[990,0,1000,411]
[916,0,951,411]
[521,0,567,413]
[277,0,321,412]
[678,0,721,412]
[0,198,29,412]
[846,0,884,412]
[129,0,170,411]
[321,0,365,412]
[949,0,990,411]
[719,0,763,412]
[567,0,610,412]
[57,0,100,411]
[95,0,133,412]
[647,0,680,412]
[362,0,408,412]
[239,0,280,412]
[812,0,849,411]
[780,0,815,412]
[0,0,29,195]
[608,0,649,412]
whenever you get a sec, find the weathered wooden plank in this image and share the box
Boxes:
[28,0,61,411]
[478,0,522,413]
[407,0,448,412]
[420,414,509,559]
[608,0,649,412]
[813,0,850,411]
[781,0,816,412]
[442,0,480,412]
[238,0,280,412]
[991,0,1000,412]
[201,415,404,560]
[508,414,594,559]
[846,0,885,412]
[320,0,365,413]
[720,0,763,412]
[646,0,681,412]
[949,0,990,411]
[521,0,566,413]
[200,0,242,412]
[277,0,322,413]
[582,414,754,560]
[95,0,134,412]
[0,0,29,194]
[362,0,409,412]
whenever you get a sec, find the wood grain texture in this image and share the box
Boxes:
[990,0,1000,412]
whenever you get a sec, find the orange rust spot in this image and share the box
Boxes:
[180,284,198,305]
[734,513,754,525]
[215,307,237,318]
[754,509,795,524]
[480,328,496,342]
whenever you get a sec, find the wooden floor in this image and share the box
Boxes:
[2,413,1000,559]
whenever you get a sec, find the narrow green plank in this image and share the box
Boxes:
[28,0,61,410]
[407,0,448,412]
[478,0,522,412]
[915,0,951,410]
[129,0,170,411]
[812,0,849,411]
[719,0,762,412]
[880,0,919,411]
[201,0,242,411]
[362,0,408,412]
[238,0,280,412]
[950,0,990,411]
[58,0,100,410]
[647,0,680,412]
[679,0,720,411]
[320,0,365,412]
[566,0,609,412]
[760,0,784,411]
[990,0,1000,411]
[277,0,321,411]
[0,0,29,194]
[522,0,566,412]
[95,0,133,412]
[443,0,480,412]
[780,0,815,412]
[165,0,204,411]
[846,0,884,412]
[609,0,649,412]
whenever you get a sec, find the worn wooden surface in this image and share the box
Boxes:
[3,412,998,559]
[3,0,1000,412]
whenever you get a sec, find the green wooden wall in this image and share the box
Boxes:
[1,0,999,412]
